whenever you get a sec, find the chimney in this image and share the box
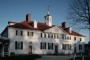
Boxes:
[26,14,31,23]
[68,27,72,33]
[62,22,66,28]
[33,21,37,28]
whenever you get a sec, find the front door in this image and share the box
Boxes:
[29,45,32,54]
[55,45,58,54]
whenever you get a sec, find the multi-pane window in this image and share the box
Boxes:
[27,31,29,36]
[48,43,53,50]
[74,37,76,41]
[48,34,50,38]
[62,44,71,50]
[67,36,69,40]
[51,34,53,38]
[41,33,43,38]
[40,42,46,49]
[16,30,23,36]
[80,38,82,41]
[54,35,56,38]
[70,36,71,40]
[27,32,33,36]
[16,30,18,35]
[44,33,46,38]
[62,34,66,39]
[21,31,23,36]
[15,41,23,50]
[40,33,60,39]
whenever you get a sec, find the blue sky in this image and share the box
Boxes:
[0,0,89,43]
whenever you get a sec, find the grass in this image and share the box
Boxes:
[0,54,42,60]
[69,56,90,60]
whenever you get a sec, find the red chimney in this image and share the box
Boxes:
[26,14,31,23]
[62,22,66,28]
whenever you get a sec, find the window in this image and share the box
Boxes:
[16,30,18,35]
[21,31,23,36]
[48,34,50,38]
[80,38,82,41]
[40,42,46,49]
[48,43,53,50]
[29,32,33,36]
[62,44,71,50]
[79,45,82,50]
[15,41,23,50]
[27,32,33,36]
[54,35,56,38]
[31,32,33,36]
[57,35,59,39]
[67,36,69,40]
[51,34,53,38]
[70,36,71,40]
[44,33,46,38]
[74,37,76,41]
[27,31,29,36]
[41,33,43,38]
[62,34,65,39]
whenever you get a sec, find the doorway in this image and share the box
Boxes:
[55,45,58,54]
[29,45,32,54]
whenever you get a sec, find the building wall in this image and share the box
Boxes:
[7,27,85,55]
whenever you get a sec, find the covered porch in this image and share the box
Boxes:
[0,37,10,57]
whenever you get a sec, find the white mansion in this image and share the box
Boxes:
[0,10,85,57]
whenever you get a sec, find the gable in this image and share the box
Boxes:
[44,26,67,34]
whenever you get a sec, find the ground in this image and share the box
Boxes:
[0,55,90,60]
[36,55,70,60]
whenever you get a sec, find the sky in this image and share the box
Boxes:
[0,0,89,43]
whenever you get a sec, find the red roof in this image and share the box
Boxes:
[60,26,84,36]
[9,21,52,31]
[8,21,84,37]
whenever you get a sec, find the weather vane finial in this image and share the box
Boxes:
[48,5,50,15]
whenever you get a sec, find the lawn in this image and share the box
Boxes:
[0,54,42,60]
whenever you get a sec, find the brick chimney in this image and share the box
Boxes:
[62,22,66,28]
[26,14,31,23]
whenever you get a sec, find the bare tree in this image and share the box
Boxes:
[68,0,90,40]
